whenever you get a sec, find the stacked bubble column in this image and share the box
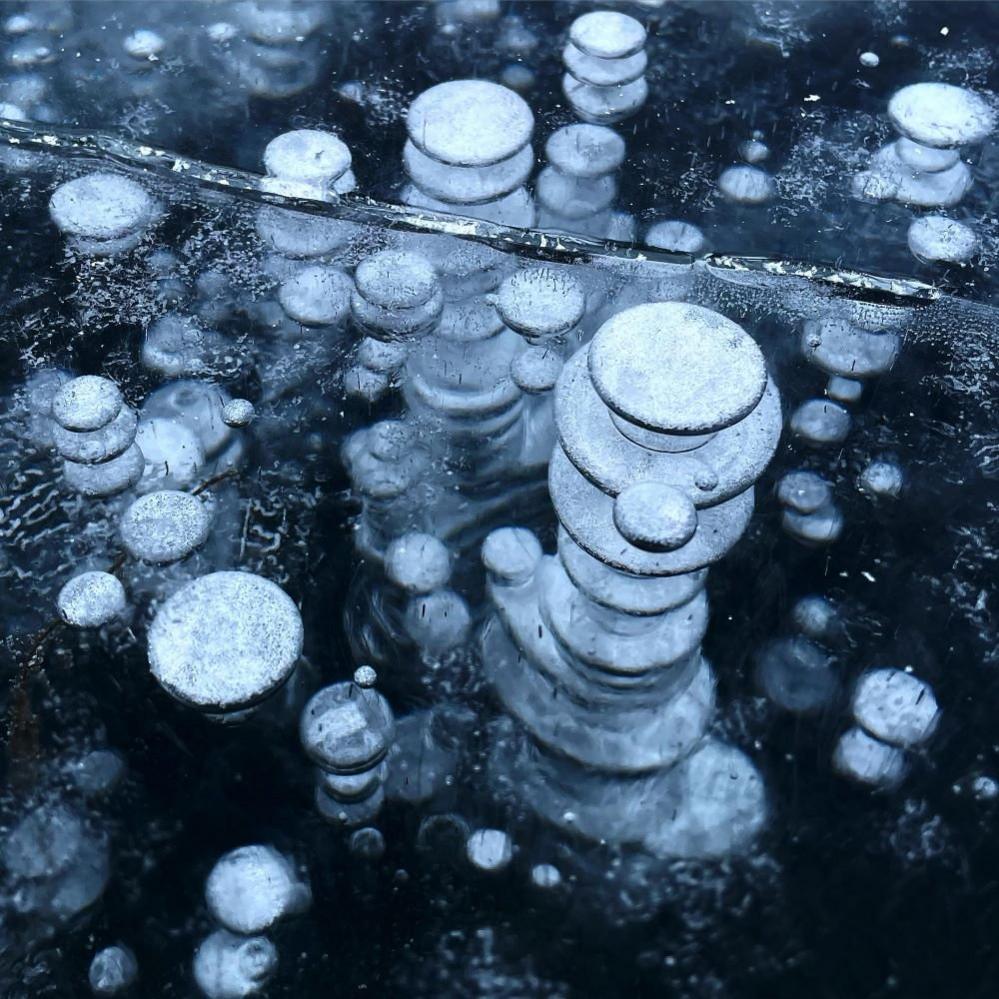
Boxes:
[256,128,357,285]
[483,302,784,858]
[779,311,902,545]
[562,10,648,127]
[401,79,536,229]
[51,376,144,500]
[855,82,996,209]
[216,1,332,101]
[300,673,395,827]
[536,123,632,240]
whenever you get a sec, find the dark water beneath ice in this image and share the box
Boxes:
[0,2,998,997]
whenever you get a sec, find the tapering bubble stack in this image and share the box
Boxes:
[483,302,782,858]
[562,11,648,126]
[855,82,996,209]
[52,375,144,498]
[300,677,395,827]
[402,79,536,227]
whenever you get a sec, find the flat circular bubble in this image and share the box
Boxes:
[852,669,939,748]
[206,845,308,935]
[782,506,843,545]
[120,489,211,564]
[643,740,766,859]
[801,318,899,379]
[482,527,542,584]
[89,944,138,996]
[562,73,648,125]
[384,533,451,593]
[142,314,210,378]
[193,930,277,999]
[404,139,533,204]
[896,137,959,173]
[52,376,122,432]
[792,595,838,640]
[531,864,561,889]
[536,166,616,218]
[57,571,126,627]
[563,41,647,87]
[511,347,563,393]
[777,470,832,514]
[859,460,903,497]
[718,165,775,203]
[222,399,255,428]
[49,173,154,240]
[613,482,698,552]
[466,828,513,871]
[588,303,767,434]
[63,443,144,498]
[263,129,351,184]
[557,527,707,615]
[52,405,137,464]
[300,682,395,772]
[907,215,978,263]
[348,827,385,859]
[407,80,534,167]
[124,28,164,58]
[888,82,996,148]
[569,10,646,58]
[3,804,83,879]
[148,572,303,711]
[278,265,353,326]
[545,123,625,178]
[755,636,838,713]
[355,250,437,310]
[141,381,231,459]
[645,220,706,254]
[134,418,206,489]
[403,589,472,654]
[790,399,851,444]
[833,726,906,787]
[496,268,585,339]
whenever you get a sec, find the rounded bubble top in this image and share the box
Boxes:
[569,11,646,59]
[407,80,534,167]
[222,399,255,428]
[852,668,940,748]
[279,265,353,326]
[466,828,513,871]
[545,123,625,178]
[300,682,395,772]
[613,482,698,551]
[511,347,564,394]
[120,489,211,564]
[193,929,277,999]
[718,165,775,204]
[496,267,585,339]
[645,220,706,254]
[123,28,165,59]
[888,83,996,148]
[263,129,352,184]
[148,572,303,711]
[907,215,978,263]
[482,526,543,584]
[777,470,832,514]
[49,173,154,240]
[206,845,309,935]
[355,250,438,310]
[58,571,126,628]
[588,303,767,433]
[52,375,123,432]
[385,532,451,593]
[88,944,138,995]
